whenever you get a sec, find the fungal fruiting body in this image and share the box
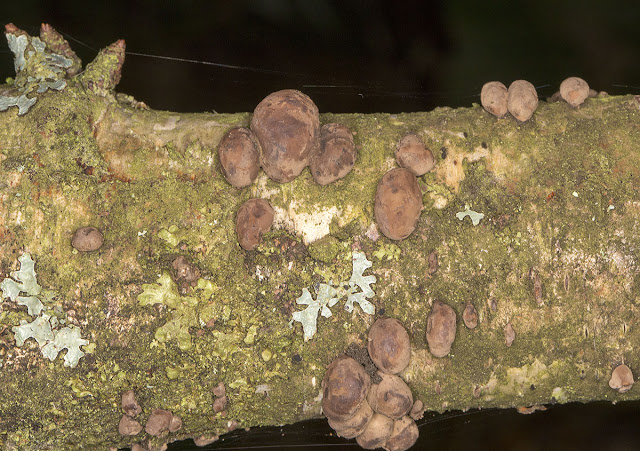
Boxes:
[71,226,103,251]
[367,317,411,375]
[559,76,590,107]
[426,300,457,357]
[480,81,509,118]
[462,303,478,329]
[235,198,274,251]
[507,80,538,122]
[250,89,320,182]
[374,168,423,241]
[609,364,634,393]
[395,133,435,176]
[321,355,371,422]
[310,123,356,185]
[218,127,260,188]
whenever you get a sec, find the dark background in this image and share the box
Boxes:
[2,1,640,450]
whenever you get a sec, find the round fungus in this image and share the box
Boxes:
[374,168,423,241]
[462,303,478,329]
[217,127,260,188]
[250,89,320,183]
[367,372,413,420]
[480,81,509,118]
[507,80,538,122]
[327,399,374,439]
[367,317,411,375]
[384,415,419,451]
[426,300,457,357]
[322,355,371,422]
[609,364,634,393]
[71,226,103,252]
[310,123,356,185]
[356,412,394,450]
[118,415,142,436]
[145,409,173,436]
[395,133,435,176]
[504,322,516,347]
[235,198,275,251]
[560,76,590,107]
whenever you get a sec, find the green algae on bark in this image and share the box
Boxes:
[1,25,640,450]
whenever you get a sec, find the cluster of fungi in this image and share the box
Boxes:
[322,318,420,451]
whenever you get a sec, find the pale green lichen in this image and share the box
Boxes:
[292,251,376,340]
[3,253,90,368]
[456,207,485,225]
[2,32,72,115]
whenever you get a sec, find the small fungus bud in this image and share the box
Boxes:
[462,303,478,329]
[213,395,228,413]
[426,300,457,357]
[356,413,394,450]
[71,226,103,252]
[395,133,435,176]
[327,399,374,439]
[507,80,538,122]
[118,415,143,436]
[218,127,260,188]
[384,416,419,451]
[121,390,142,417]
[310,123,356,185]
[322,355,371,422]
[212,381,226,398]
[410,400,425,421]
[193,435,219,447]
[367,372,413,420]
[560,76,590,107]
[480,81,509,118]
[609,364,634,393]
[374,168,423,241]
[367,317,411,375]
[235,198,274,251]
[250,89,320,183]
[145,409,173,436]
[505,322,516,347]
[428,251,438,275]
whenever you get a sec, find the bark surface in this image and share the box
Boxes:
[1,26,640,450]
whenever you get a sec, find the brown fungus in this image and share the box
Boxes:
[118,415,143,436]
[426,300,457,357]
[395,133,435,176]
[322,355,371,422]
[235,198,274,251]
[462,303,478,329]
[505,322,516,347]
[356,413,394,450]
[121,389,142,417]
[384,416,419,451]
[71,226,103,252]
[327,399,374,439]
[374,168,423,241]
[560,76,590,107]
[217,127,260,188]
[507,80,538,122]
[367,317,411,375]
[213,395,228,413]
[609,364,634,393]
[367,372,413,420]
[145,409,173,436]
[250,89,320,183]
[310,123,356,185]
[480,81,509,118]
